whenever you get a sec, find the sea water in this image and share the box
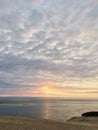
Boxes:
[0,97,98,122]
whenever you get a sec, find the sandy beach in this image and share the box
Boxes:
[0,116,98,130]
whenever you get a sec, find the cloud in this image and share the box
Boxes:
[0,0,98,97]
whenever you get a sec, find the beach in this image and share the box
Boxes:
[0,116,98,130]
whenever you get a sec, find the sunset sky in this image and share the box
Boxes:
[0,0,98,99]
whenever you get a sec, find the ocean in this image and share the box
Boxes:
[0,97,98,122]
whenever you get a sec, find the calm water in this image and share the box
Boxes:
[0,97,98,122]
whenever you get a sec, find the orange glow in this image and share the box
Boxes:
[3,80,98,99]
[36,82,70,97]
[39,82,56,95]
[30,81,98,99]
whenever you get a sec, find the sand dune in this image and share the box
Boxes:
[0,116,98,130]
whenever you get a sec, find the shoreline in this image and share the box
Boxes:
[0,116,98,130]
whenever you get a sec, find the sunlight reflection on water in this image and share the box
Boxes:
[0,98,98,122]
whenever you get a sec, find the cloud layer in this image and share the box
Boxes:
[0,0,98,98]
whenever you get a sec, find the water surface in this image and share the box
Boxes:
[0,97,98,122]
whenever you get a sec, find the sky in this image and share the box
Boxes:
[0,0,98,99]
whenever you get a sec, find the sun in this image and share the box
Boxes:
[41,86,53,94]
[38,82,57,96]
[38,82,67,97]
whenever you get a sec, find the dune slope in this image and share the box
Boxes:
[0,116,98,130]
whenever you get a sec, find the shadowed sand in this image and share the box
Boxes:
[0,116,98,130]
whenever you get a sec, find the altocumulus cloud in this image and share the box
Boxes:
[0,0,98,96]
